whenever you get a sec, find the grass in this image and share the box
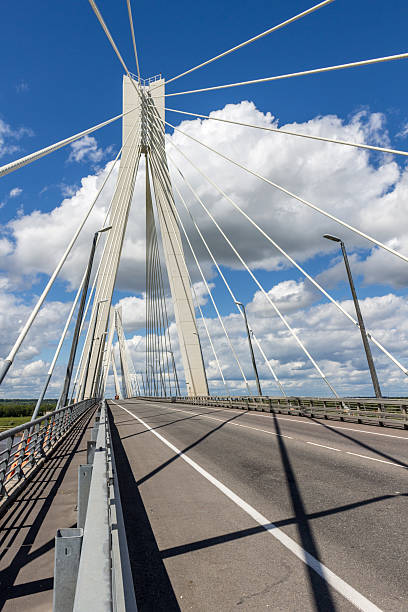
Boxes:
[0,416,32,431]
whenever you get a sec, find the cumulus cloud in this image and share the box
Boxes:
[3,101,408,397]
[68,135,113,164]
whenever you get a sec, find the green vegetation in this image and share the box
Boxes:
[0,399,57,418]
[0,416,32,430]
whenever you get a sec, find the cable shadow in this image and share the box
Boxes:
[117,408,237,443]
[271,412,337,611]
[0,423,84,552]
[0,409,95,610]
[108,411,180,611]
[309,417,408,468]
[136,411,245,487]
[159,492,406,559]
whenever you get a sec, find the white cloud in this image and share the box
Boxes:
[9,187,22,198]
[0,118,33,159]
[3,101,408,398]
[68,135,113,164]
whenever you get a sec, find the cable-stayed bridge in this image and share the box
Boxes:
[0,1,408,610]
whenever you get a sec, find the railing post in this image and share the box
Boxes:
[53,528,83,612]
[77,465,93,529]
[0,437,12,496]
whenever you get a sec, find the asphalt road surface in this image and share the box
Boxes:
[108,398,407,612]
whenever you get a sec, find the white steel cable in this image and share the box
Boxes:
[149,169,223,395]
[50,122,140,398]
[147,123,338,396]
[164,107,408,159]
[48,273,86,376]
[163,132,408,377]
[151,149,252,394]
[126,0,141,81]
[72,123,142,396]
[77,137,142,396]
[88,0,143,102]
[0,138,127,384]
[149,116,285,394]
[163,1,334,86]
[165,52,408,97]
[0,105,140,179]
[76,117,141,342]
[163,118,408,265]
[166,152,287,396]
[149,149,231,394]
[149,117,285,394]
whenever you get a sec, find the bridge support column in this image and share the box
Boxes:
[147,79,208,397]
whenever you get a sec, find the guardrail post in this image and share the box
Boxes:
[77,465,93,529]
[53,527,83,612]
[87,440,96,464]
[0,437,12,496]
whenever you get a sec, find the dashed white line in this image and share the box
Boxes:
[132,399,408,439]
[345,452,405,468]
[113,401,383,612]
[307,442,341,452]
[160,404,294,439]
[140,403,406,470]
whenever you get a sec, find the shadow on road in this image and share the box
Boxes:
[271,412,337,611]
[109,411,181,611]
[309,417,408,468]
[0,409,94,609]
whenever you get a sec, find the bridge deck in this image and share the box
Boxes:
[0,408,96,611]
[109,398,408,611]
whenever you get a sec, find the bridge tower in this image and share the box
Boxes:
[78,76,208,398]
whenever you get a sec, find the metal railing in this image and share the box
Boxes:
[53,400,137,612]
[141,395,408,429]
[0,398,97,502]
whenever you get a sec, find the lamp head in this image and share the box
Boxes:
[323,234,342,243]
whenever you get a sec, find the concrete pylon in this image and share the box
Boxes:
[78,76,142,398]
[146,79,208,397]
[79,75,208,398]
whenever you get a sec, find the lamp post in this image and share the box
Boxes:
[164,349,181,396]
[235,301,262,396]
[323,234,382,398]
[59,226,112,408]
[80,298,109,400]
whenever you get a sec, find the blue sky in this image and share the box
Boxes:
[1,0,408,398]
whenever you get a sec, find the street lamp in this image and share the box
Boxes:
[80,297,109,400]
[323,234,382,398]
[235,301,262,396]
[59,226,112,408]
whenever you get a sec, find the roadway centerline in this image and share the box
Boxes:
[307,441,341,451]
[136,400,408,440]
[137,402,407,470]
[113,401,383,612]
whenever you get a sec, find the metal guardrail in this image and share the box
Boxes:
[53,400,137,612]
[142,395,408,429]
[0,398,97,502]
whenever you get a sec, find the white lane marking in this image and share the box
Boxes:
[113,401,383,612]
[345,452,405,468]
[307,442,341,452]
[145,403,406,470]
[130,399,408,440]
[157,404,294,439]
